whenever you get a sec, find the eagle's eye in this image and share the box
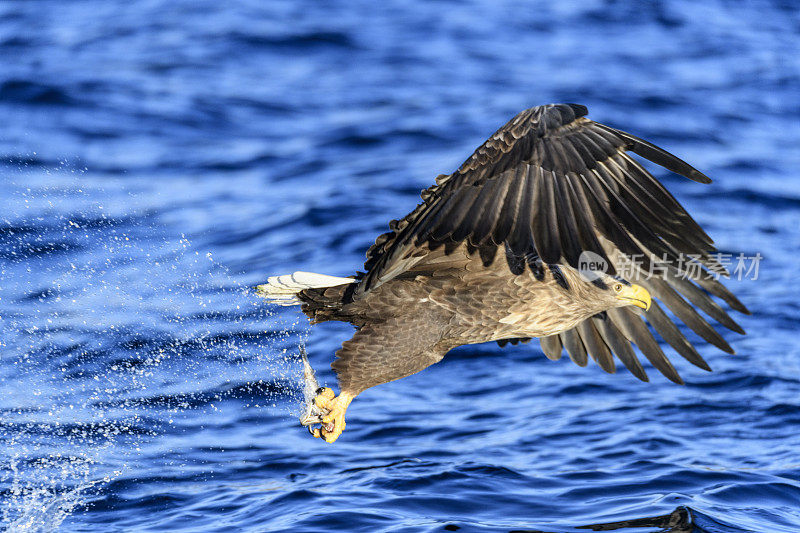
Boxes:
[613,283,622,292]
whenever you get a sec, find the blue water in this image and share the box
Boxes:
[1,1,799,531]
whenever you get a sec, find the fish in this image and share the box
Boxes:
[297,344,329,433]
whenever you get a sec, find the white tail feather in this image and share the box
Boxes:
[255,271,356,306]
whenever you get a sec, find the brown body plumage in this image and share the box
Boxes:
[258,103,749,443]
[300,244,628,394]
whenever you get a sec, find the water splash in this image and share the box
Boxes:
[0,167,305,530]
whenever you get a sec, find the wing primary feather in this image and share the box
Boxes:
[693,274,751,315]
[576,319,615,373]
[540,335,563,361]
[584,126,708,241]
[643,278,735,354]
[591,125,698,217]
[616,152,714,248]
[560,328,588,367]
[594,124,712,183]
[563,328,589,366]
[599,159,706,254]
[644,300,712,371]
[593,164,684,261]
[608,308,684,384]
[616,153,711,231]
[593,315,648,381]
[590,168,678,260]
[578,127,622,168]
[698,253,730,277]
[564,133,596,171]
[577,171,653,270]
[667,273,745,334]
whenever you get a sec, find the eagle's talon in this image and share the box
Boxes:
[313,387,336,409]
[309,389,354,444]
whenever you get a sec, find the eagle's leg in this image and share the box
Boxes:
[310,387,354,443]
[308,314,449,443]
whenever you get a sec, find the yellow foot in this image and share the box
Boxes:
[309,387,353,444]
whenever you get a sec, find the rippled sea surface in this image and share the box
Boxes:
[1,1,799,531]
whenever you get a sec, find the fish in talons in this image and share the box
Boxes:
[297,344,329,434]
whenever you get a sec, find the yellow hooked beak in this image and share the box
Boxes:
[615,283,651,311]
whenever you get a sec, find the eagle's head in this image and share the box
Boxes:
[591,273,652,311]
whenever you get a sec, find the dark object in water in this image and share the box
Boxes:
[505,505,741,533]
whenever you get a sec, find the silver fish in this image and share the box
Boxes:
[297,344,328,429]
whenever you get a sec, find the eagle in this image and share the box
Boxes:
[258,104,749,443]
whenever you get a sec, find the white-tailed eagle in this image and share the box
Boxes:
[258,104,748,443]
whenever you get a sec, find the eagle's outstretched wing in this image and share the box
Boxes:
[356,103,749,383]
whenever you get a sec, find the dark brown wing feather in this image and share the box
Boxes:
[358,104,716,291]
[358,103,748,382]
